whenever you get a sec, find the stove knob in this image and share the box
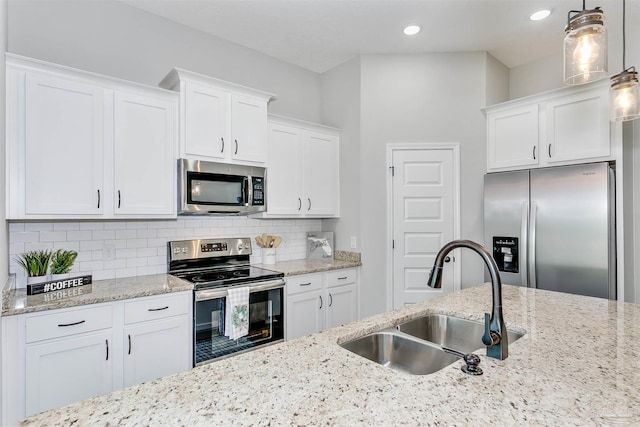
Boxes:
[237,243,244,251]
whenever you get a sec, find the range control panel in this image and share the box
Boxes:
[168,238,252,261]
[492,237,518,273]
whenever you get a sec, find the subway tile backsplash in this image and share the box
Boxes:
[9,217,322,287]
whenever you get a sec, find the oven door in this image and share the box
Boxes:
[193,280,284,366]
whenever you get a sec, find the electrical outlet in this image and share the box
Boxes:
[103,243,115,261]
[350,236,357,249]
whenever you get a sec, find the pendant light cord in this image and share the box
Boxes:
[622,0,626,70]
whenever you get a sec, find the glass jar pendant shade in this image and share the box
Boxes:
[610,69,640,121]
[564,7,608,85]
[610,0,640,121]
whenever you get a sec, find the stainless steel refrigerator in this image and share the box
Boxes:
[483,162,616,299]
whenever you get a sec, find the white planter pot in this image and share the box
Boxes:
[51,273,70,281]
[27,276,47,285]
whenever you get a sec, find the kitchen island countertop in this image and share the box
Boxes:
[18,284,640,426]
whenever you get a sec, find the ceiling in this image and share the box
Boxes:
[121,0,630,74]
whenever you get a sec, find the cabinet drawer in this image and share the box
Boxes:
[326,269,357,288]
[286,273,323,295]
[26,305,112,343]
[124,292,190,324]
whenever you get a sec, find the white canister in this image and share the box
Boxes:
[262,248,276,265]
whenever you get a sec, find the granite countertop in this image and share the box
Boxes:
[2,274,193,316]
[19,284,640,426]
[2,253,360,316]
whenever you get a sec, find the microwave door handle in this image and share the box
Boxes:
[245,176,252,206]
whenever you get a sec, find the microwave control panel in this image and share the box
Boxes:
[252,177,265,206]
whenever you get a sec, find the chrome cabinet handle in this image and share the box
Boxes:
[235,139,238,155]
[220,137,225,153]
[97,189,101,209]
[148,306,169,312]
[338,276,347,280]
[58,320,85,327]
[300,282,312,286]
[105,339,109,361]
[329,293,333,307]
[128,334,131,355]
[319,295,323,309]
[532,146,536,160]
[118,190,121,209]
[307,198,311,211]
[298,198,302,211]
[548,143,552,158]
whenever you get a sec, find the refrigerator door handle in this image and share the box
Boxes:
[529,201,537,288]
[521,201,529,287]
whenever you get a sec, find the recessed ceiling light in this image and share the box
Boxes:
[403,25,421,36]
[530,9,551,21]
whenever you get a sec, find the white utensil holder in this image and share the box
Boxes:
[262,248,276,265]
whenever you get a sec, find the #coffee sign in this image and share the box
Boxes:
[27,275,93,296]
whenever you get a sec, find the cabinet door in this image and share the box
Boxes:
[487,104,539,170]
[266,123,304,215]
[184,82,228,160]
[545,89,610,163]
[304,131,339,216]
[285,290,323,340]
[325,283,358,329]
[24,72,104,215]
[123,316,190,387]
[25,331,112,416]
[231,94,268,164]
[113,91,176,216]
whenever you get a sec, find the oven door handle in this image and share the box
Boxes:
[194,279,285,301]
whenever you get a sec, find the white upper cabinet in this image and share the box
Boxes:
[22,72,105,216]
[261,115,340,218]
[485,80,613,172]
[5,54,178,219]
[544,89,610,163]
[487,104,539,170]
[160,68,274,166]
[113,91,176,216]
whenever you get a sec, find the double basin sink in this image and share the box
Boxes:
[340,314,524,375]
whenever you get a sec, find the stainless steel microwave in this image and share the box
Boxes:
[177,159,266,215]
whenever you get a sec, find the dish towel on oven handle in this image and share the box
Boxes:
[225,286,250,340]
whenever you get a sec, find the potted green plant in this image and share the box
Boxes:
[14,250,52,285]
[50,249,78,280]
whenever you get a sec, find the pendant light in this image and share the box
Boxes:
[610,0,640,121]
[564,1,608,85]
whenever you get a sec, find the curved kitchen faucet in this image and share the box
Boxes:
[426,239,508,360]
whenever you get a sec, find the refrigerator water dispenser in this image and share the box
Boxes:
[492,237,518,273]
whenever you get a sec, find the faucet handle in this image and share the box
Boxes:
[482,312,500,346]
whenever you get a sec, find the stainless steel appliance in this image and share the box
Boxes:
[177,159,266,215]
[483,162,616,299]
[168,238,284,366]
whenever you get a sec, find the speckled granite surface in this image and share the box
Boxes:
[18,284,640,426]
[2,274,193,316]
[256,253,362,276]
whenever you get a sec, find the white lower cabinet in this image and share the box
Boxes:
[16,291,191,419]
[26,330,113,416]
[285,268,359,340]
[122,293,191,387]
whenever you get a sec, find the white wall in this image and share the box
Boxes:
[320,58,361,251]
[357,52,489,316]
[7,0,322,123]
[485,53,510,106]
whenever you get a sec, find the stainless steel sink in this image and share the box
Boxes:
[340,314,525,375]
[396,314,525,354]
[340,331,459,375]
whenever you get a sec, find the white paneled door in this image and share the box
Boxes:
[390,145,459,308]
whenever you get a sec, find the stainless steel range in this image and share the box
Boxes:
[168,237,285,366]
